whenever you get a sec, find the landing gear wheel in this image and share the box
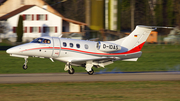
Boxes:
[22,65,28,70]
[68,68,75,74]
[87,69,94,75]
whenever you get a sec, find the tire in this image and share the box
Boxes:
[22,65,28,70]
[68,68,75,74]
[87,69,94,75]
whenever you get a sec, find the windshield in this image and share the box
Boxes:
[31,38,51,44]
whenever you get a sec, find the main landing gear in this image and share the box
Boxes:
[64,62,75,74]
[87,69,94,75]
[85,61,94,75]
[21,58,94,75]
[64,61,95,75]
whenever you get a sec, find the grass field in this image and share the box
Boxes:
[0,81,180,101]
[1,44,180,101]
[0,44,180,74]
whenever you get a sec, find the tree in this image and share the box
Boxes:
[174,0,180,26]
[16,15,23,42]
[44,0,85,22]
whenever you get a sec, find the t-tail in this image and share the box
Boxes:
[113,25,173,61]
[116,25,154,51]
[115,25,173,51]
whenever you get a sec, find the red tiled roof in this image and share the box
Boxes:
[0,5,35,20]
[63,18,87,25]
[0,5,87,26]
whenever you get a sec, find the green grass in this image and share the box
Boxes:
[1,44,180,101]
[0,81,180,101]
[0,44,180,74]
[109,44,180,72]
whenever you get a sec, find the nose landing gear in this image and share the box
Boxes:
[23,58,28,70]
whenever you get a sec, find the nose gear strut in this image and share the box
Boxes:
[23,58,28,70]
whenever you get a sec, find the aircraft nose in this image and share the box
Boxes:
[6,48,13,54]
[6,47,20,54]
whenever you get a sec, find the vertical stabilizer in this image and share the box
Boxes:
[120,25,155,51]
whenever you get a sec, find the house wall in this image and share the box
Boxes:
[69,22,80,32]
[0,0,62,17]
[7,6,62,42]
[63,21,81,32]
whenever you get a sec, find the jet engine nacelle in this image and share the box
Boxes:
[97,41,121,52]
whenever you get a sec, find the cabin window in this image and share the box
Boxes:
[85,44,88,49]
[76,44,80,48]
[63,42,67,47]
[70,43,73,48]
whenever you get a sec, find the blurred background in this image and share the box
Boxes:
[0,0,180,44]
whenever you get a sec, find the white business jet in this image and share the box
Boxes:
[6,25,172,75]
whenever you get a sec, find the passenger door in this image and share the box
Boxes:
[52,37,61,57]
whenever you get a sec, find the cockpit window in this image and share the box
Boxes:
[31,38,51,44]
[43,39,51,44]
[31,38,43,43]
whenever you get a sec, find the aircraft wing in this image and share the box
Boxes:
[68,57,119,67]
[70,57,118,63]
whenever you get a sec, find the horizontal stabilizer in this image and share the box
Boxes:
[137,25,174,29]
[122,58,138,61]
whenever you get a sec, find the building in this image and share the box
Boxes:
[85,0,121,41]
[105,0,120,31]
[88,0,104,31]
[86,0,120,31]
[0,0,62,17]
[0,0,86,42]
[0,5,62,42]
